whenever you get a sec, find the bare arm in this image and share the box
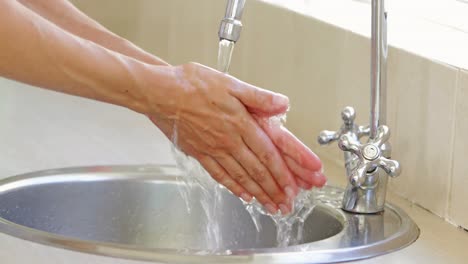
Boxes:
[0,0,161,113]
[0,0,307,213]
[16,1,326,194]
[17,0,169,66]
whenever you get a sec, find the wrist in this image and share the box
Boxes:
[114,37,170,66]
[127,62,183,117]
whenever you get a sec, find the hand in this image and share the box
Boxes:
[255,117,326,190]
[145,62,299,214]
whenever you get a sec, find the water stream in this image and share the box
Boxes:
[169,39,320,251]
[172,146,224,251]
[216,39,321,247]
[217,39,235,73]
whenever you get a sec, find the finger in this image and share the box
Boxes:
[239,115,299,200]
[197,155,253,203]
[296,177,313,190]
[216,155,279,214]
[256,117,322,172]
[232,146,289,208]
[228,78,289,116]
[284,156,327,187]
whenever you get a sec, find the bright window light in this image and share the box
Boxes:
[351,0,468,34]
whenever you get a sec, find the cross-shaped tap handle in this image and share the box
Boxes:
[318,106,369,145]
[338,125,401,187]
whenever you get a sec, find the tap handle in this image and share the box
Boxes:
[358,125,370,138]
[317,106,368,145]
[341,106,356,126]
[338,134,361,156]
[338,125,401,187]
[343,106,370,138]
[318,130,340,145]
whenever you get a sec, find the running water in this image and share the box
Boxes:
[170,39,320,251]
[172,118,320,248]
[217,39,235,73]
[171,125,223,251]
[216,39,320,247]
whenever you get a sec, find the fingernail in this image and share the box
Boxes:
[314,171,324,177]
[318,177,327,187]
[240,193,252,202]
[265,203,278,215]
[285,186,296,199]
[273,94,289,107]
[279,204,290,215]
[314,172,327,186]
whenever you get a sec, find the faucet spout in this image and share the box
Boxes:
[219,0,247,42]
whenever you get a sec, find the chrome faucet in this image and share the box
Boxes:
[219,0,246,43]
[318,0,400,214]
[218,0,400,214]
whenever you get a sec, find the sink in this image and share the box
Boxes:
[0,165,419,263]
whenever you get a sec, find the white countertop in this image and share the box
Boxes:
[1,79,467,263]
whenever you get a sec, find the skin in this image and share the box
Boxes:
[17,0,169,66]
[1,0,325,214]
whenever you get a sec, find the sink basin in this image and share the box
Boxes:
[0,165,419,263]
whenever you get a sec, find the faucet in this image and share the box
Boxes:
[219,0,246,43]
[318,0,400,214]
[218,0,400,214]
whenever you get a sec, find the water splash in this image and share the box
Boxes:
[171,139,223,250]
[172,144,319,248]
[215,38,320,247]
[238,174,319,247]
[169,39,323,250]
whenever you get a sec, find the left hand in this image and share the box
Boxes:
[255,118,326,190]
[236,84,327,190]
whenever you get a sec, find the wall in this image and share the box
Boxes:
[46,0,468,228]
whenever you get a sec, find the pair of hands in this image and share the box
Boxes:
[147,63,325,214]
[0,0,324,211]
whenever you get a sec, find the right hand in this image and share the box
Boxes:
[144,62,298,214]
[255,118,327,190]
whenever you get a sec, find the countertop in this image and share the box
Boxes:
[1,79,468,263]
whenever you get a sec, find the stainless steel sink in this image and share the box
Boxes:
[0,165,419,263]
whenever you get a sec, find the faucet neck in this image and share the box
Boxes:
[370,0,388,140]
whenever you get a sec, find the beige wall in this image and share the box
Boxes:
[72,0,467,228]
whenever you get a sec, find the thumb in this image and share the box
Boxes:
[229,79,289,116]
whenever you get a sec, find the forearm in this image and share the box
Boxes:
[0,0,173,114]
[18,0,170,66]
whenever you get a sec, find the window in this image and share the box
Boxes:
[351,0,468,34]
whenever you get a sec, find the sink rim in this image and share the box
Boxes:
[0,165,420,263]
